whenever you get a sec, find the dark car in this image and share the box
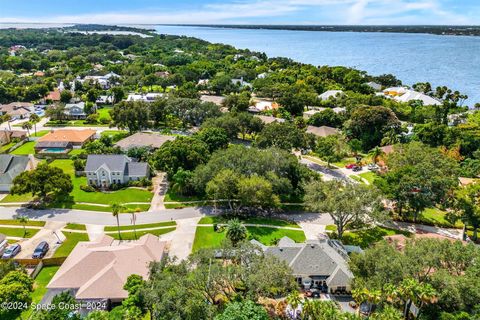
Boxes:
[352,165,362,172]
[2,244,21,259]
[32,241,49,259]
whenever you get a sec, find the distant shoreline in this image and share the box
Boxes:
[169,24,480,37]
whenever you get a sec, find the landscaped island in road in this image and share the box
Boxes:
[0,25,479,319]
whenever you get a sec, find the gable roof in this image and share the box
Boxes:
[114,133,175,150]
[0,155,30,186]
[38,129,96,144]
[45,90,61,101]
[262,237,353,286]
[255,115,286,124]
[47,234,166,300]
[318,90,344,101]
[306,125,339,137]
[85,154,129,172]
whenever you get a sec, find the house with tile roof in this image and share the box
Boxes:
[0,102,34,120]
[85,154,150,188]
[35,129,96,153]
[254,236,354,294]
[0,155,34,191]
[306,125,340,138]
[46,234,167,305]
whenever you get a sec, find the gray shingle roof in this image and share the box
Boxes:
[127,162,149,176]
[114,133,175,150]
[85,155,129,172]
[0,155,29,185]
[36,141,71,149]
[263,237,353,286]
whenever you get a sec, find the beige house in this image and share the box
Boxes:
[114,132,175,151]
[306,125,339,138]
[47,234,167,304]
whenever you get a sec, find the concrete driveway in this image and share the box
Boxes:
[15,221,66,259]
[149,173,168,211]
[160,217,200,261]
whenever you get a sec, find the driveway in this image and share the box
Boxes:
[149,173,168,211]
[300,157,351,182]
[160,217,200,261]
[15,221,66,259]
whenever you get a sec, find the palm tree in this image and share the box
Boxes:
[16,216,29,237]
[225,218,247,246]
[132,207,142,240]
[110,202,126,240]
[368,146,385,165]
[286,291,302,310]
[21,121,32,138]
[29,114,40,137]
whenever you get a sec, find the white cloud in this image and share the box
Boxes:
[0,0,474,25]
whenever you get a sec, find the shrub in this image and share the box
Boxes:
[80,185,96,192]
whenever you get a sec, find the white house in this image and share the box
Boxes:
[85,155,150,188]
[126,93,163,102]
[383,87,442,106]
[318,90,344,101]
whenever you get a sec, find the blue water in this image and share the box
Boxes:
[155,26,480,106]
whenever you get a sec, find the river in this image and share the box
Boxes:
[155,25,480,105]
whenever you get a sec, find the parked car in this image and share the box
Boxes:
[305,288,320,298]
[2,244,21,259]
[32,241,49,259]
[352,165,362,172]
[345,163,356,169]
[368,163,379,171]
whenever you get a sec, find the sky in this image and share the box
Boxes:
[0,0,478,25]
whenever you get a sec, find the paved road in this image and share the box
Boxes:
[300,157,351,182]
[0,206,209,225]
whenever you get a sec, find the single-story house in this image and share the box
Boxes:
[155,71,170,78]
[126,93,163,102]
[0,102,34,120]
[255,115,286,125]
[200,95,225,106]
[46,234,167,306]
[306,125,339,138]
[382,87,442,106]
[85,154,150,187]
[114,132,175,151]
[0,130,27,146]
[365,81,382,91]
[255,237,353,294]
[35,129,96,153]
[231,78,252,88]
[249,100,278,113]
[380,145,395,155]
[303,107,346,118]
[65,102,87,119]
[0,155,33,192]
[96,95,113,105]
[44,90,61,103]
[318,90,344,101]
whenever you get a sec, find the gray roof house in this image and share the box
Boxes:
[114,132,175,151]
[64,102,87,119]
[255,237,354,294]
[85,155,150,188]
[0,155,32,192]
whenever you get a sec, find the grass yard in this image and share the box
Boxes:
[10,141,36,155]
[341,226,411,249]
[30,130,50,137]
[0,141,16,153]
[104,221,176,232]
[0,226,40,238]
[20,266,60,319]
[97,107,112,121]
[0,219,45,227]
[192,225,306,252]
[393,207,463,229]
[68,148,84,156]
[325,225,338,232]
[49,159,153,206]
[358,171,378,184]
[64,223,86,230]
[54,232,89,257]
[198,216,301,228]
[100,130,129,142]
[109,227,176,240]
[164,189,207,202]
[332,157,357,168]
[0,192,33,203]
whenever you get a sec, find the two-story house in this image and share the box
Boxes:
[84,155,150,188]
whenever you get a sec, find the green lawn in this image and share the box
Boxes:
[30,130,50,137]
[0,226,39,238]
[54,232,89,257]
[10,141,36,155]
[0,141,16,153]
[192,225,306,252]
[0,160,153,211]
[332,157,357,168]
[198,216,301,228]
[20,266,60,319]
[97,107,112,122]
[45,120,109,127]
[64,223,86,230]
[49,159,153,206]
[326,225,338,231]
[359,171,378,184]
[104,221,176,232]
[109,227,176,240]
[0,219,45,226]
[100,130,129,142]
[393,207,463,229]
[68,149,84,156]
[341,227,411,249]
